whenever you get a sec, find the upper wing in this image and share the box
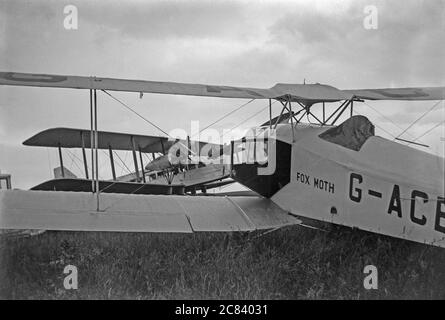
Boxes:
[344,87,445,101]
[1,71,443,102]
[0,71,352,103]
[0,190,301,232]
[0,71,273,99]
[23,127,223,155]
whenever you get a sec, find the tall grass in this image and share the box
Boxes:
[1,225,444,299]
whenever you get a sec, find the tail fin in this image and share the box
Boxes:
[53,166,77,179]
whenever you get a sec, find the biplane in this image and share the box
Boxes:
[0,71,444,248]
[23,127,232,195]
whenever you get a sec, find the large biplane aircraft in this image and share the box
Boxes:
[0,71,444,248]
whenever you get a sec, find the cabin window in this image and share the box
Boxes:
[230,138,291,198]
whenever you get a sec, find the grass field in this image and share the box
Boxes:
[1,225,445,299]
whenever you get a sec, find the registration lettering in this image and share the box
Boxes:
[349,172,445,234]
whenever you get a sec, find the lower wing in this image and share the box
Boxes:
[0,190,301,233]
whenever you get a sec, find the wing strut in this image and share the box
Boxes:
[81,132,89,179]
[57,143,65,178]
[90,89,100,211]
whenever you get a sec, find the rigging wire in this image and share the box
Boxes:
[193,99,255,139]
[65,149,83,177]
[394,100,442,140]
[412,120,445,142]
[103,88,256,141]
[71,150,89,175]
[222,106,268,138]
[102,90,171,137]
[361,100,418,139]
[220,101,276,139]
[102,89,197,155]
[352,108,397,139]
[57,146,127,181]
[113,150,132,176]
[102,90,264,161]
[62,148,89,178]
[357,102,444,157]
[72,149,108,180]
[98,90,279,183]
[144,152,153,163]
[67,150,75,169]
[97,154,134,193]
[110,152,131,175]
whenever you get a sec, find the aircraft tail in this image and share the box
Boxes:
[53,166,77,179]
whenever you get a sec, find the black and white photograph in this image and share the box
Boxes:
[0,0,444,306]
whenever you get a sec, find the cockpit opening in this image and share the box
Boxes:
[230,137,291,198]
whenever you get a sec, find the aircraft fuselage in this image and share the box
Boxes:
[232,118,445,247]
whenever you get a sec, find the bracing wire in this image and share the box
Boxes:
[112,150,133,175]
[395,100,442,140]
[357,101,444,158]
[220,101,277,139]
[65,149,83,177]
[102,90,263,160]
[193,99,255,139]
[352,108,397,139]
[412,120,445,142]
[102,90,197,155]
[101,90,171,137]
[361,100,416,139]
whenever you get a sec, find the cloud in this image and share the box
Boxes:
[267,0,445,87]
[77,0,250,41]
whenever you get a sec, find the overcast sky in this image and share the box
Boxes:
[0,0,444,189]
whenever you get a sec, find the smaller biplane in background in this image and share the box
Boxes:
[23,127,233,195]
